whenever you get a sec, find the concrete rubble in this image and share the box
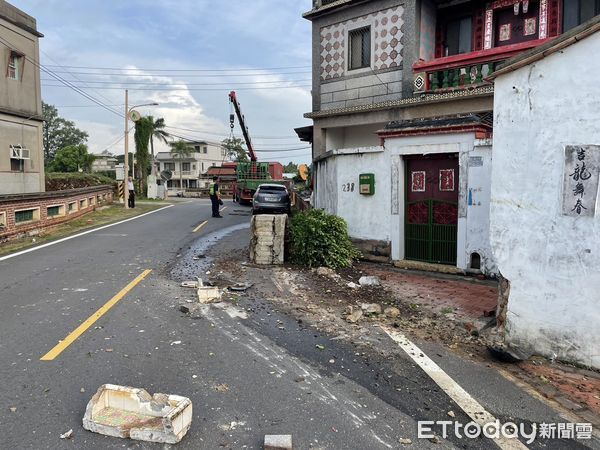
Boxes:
[264,434,293,450]
[361,303,382,315]
[197,279,221,304]
[249,214,287,265]
[82,384,192,444]
[358,276,381,286]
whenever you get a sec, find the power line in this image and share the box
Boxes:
[38,70,312,78]
[0,36,124,119]
[164,125,299,140]
[40,78,312,86]
[42,64,311,72]
[42,84,312,91]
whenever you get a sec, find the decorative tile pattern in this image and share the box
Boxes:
[319,6,404,81]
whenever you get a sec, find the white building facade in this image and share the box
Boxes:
[490,18,600,368]
[156,141,225,189]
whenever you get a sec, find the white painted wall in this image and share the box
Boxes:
[335,148,390,241]
[314,131,496,274]
[491,32,600,368]
[386,133,496,274]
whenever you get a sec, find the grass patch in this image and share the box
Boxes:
[0,203,164,257]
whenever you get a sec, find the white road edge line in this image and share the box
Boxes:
[0,205,174,262]
[381,326,528,450]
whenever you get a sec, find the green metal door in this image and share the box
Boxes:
[405,155,459,265]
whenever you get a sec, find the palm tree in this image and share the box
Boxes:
[170,140,193,190]
[148,116,169,157]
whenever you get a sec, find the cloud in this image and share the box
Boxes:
[15,0,313,163]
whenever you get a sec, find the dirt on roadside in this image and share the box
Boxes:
[206,242,600,429]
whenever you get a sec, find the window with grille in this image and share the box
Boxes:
[564,0,600,31]
[164,162,175,171]
[47,205,64,218]
[15,209,36,223]
[10,158,24,172]
[349,26,371,70]
[182,162,191,172]
[7,52,22,80]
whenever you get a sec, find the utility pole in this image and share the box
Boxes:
[123,89,129,209]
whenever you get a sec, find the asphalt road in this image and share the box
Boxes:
[0,199,597,449]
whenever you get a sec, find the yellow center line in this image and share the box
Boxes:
[40,269,152,361]
[193,220,208,233]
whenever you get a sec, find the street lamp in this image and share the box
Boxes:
[123,88,158,208]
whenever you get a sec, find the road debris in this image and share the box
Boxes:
[447,410,456,418]
[82,384,192,444]
[170,341,182,346]
[384,306,401,318]
[358,276,381,287]
[361,303,382,315]
[399,438,412,445]
[60,429,73,439]
[9,406,16,412]
[264,434,293,450]
[315,344,326,351]
[347,281,359,289]
[345,307,363,324]
[215,383,229,392]
[229,282,253,292]
[197,279,221,304]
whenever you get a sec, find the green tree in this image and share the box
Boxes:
[49,144,96,173]
[170,140,193,189]
[283,162,298,173]
[222,137,249,162]
[134,116,153,194]
[42,102,89,164]
[148,116,170,157]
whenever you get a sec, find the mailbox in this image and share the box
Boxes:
[359,173,375,195]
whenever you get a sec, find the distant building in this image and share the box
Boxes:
[91,150,117,173]
[0,0,44,194]
[156,141,225,189]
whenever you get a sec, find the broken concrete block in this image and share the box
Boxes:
[346,308,363,324]
[361,303,382,315]
[359,276,381,286]
[264,434,293,450]
[250,215,287,265]
[384,307,401,318]
[197,279,221,304]
[82,384,192,444]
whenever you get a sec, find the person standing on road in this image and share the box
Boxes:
[127,176,135,208]
[209,176,222,218]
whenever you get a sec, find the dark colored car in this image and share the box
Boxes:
[252,184,291,215]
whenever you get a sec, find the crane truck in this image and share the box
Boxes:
[228,91,284,203]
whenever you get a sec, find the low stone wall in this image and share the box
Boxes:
[351,238,391,263]
[0,185,114,242]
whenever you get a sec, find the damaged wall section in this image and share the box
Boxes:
[490,30,600,368]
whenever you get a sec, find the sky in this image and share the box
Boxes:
[12,0,313,164]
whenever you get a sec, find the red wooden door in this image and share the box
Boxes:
[405,154,459,264]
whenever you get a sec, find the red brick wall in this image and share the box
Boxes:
[0,187,114,242]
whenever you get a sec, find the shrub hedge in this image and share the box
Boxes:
[289,209,360,269]
[45,172,117,191]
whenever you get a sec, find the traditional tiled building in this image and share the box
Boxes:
[303,0,598,274]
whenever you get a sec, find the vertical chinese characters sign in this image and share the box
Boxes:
[562,146,600,217]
